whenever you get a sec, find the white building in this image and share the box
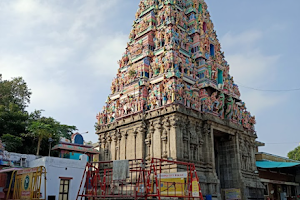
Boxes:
[0,151,40,167]
[28,154,87,200]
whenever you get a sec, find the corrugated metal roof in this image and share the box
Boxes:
[52,144,100,154]
[0,168,23,173]
[256,160,300,169]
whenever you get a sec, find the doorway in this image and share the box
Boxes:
[213,129,239,190]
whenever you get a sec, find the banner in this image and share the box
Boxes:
[18,167,38,199]
[160,178,185,196]
[20,173,33,199]
[192,177,200,197]
[157,172,187,179]
[158,172,187,196]
[224,188,241,200]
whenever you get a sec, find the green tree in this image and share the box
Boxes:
[0,75,30,139]
[25,110,77,155]
[27,120,54,155]
[0,103,29,137]
[287,146,300,161]
[0,75,31,111]
[0,76,77,155]
[1,133,23,152]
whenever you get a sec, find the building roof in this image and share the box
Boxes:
[256,152,299,163]
[0,168,23,173]
[59,141,93,148]
[52,143,100,154]
[255,141,265,147]
[256,160,300,169]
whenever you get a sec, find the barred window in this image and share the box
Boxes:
[59,179,70,200]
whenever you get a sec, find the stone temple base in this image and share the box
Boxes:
[96,104,264,200]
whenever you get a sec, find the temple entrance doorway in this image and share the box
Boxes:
[213,129,240,192]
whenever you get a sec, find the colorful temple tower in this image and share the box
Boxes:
[96,0,263,199]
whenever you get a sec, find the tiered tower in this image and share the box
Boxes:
[96,0,263,199]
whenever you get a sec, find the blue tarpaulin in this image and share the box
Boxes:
[256,160,300,169]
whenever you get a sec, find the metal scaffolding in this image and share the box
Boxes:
[77,158,204,200]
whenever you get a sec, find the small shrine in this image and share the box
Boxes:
[0,140,12,167]
[52,132,99,162]
[95,0,263,199]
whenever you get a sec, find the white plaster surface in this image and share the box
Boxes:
[0,151,39,167]
[29,155,87,199]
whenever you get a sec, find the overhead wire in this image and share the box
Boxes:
[263,142,300,145]
[235,81,300,92]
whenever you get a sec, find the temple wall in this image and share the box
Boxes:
[97,105,263,200]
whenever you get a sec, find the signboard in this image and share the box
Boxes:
[18,167,39,199]
[157,172,187,179]
[192,177,200,197]
[160,178,185,196]
[21,174,32,198]
[224,188,241,200]
[158,172,187,196]
[17,167,38,175]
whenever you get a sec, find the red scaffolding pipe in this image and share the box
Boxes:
[76,158,204,200]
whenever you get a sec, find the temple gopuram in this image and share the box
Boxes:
[96,0,263,199]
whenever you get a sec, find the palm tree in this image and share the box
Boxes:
[28,120,54,155]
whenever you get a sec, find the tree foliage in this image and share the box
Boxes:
[287,146,300,161]
[25,110,76,155]
[0,75,31,111]
[1,133,23,152]
[0,75,77,156]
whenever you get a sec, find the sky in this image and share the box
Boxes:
[0,0,299,157]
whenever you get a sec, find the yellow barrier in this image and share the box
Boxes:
[6,166,46,200]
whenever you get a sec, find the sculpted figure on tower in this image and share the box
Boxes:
[96,0,255,132]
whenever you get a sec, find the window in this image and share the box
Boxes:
[48,196,56,200]
[59,179,70,200]
[291,186,296,196]
[203,22,207,32]
[210,44,215,57]
[263,183,269,196]
[189,14,195,20]
[200,73,204,79]
[217,69,223,84]
[198,4,202,13]
[199,59,205,66]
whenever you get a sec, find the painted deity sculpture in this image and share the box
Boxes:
[96,0,256,131]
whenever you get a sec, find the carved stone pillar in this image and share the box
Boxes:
[161,129,168,158]
[182,120,189,159]
[133,129,138,160]
[124,131,128,160]
[135,125,146,160]
[152,119,162,158]
[145,123,154,160]
[202,122,211,165]
[119,131,126,160]
[112,130,118,160]
[99,133,107,161]
[250,138,257,172]
[169,115,180,159]
[117,130,122,160]
[196,122,204,162]
[127,129,136,159]
[107,133,112,160]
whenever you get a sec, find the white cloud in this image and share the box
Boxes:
[226,49,280,85]
[242,90,286,115]
[84,32,128,77]
[220,30,283,115]
[221,30,263,51]
[0,0,122,114]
